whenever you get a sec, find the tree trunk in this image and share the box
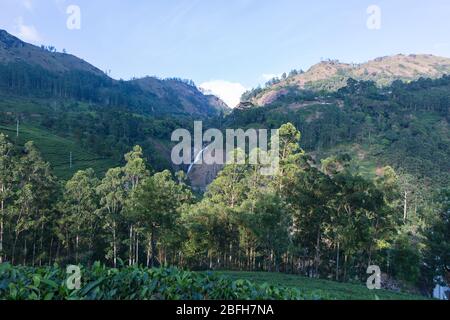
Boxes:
[129,225,133,266]
[75,234,79,263]
[146,240,151,267]
[336,241,340,281]
[344,254,348,282]
[403,191,408,222]
[150,226,157,268]
[39,223,44,266]
[48,237,53,265]
[112,223,117,268]
[12,234,19,265]
[32,233,36,266]
[0,198,4,264]
[135,234,139,265]
[315,228,321,277]
[23,238,27,265]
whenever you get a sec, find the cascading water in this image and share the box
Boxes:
[187,146,209,175]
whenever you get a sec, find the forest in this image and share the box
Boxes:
[0,121,448,297]
[0,46,449,298]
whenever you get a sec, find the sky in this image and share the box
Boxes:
[1,0,450,107]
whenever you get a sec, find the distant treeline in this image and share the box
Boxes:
[0,62,216,117]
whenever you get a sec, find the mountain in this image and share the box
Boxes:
[1,28,448,192]
[0,29,105,76]
[131,77,229,116]
[247,54,450,106]
[0,29,229,117]
[184,74,450,190]
[0,29,229,178]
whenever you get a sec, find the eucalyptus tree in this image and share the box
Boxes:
[240,192,292,272]
[96,167,126,267]
[275,123,304,193]
[123,145,149,266]
[11,142,56,265]
[0,134,14,263]
[59,168,99,263]
[127,170,184,267]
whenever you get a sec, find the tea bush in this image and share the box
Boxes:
[0,263,306,300]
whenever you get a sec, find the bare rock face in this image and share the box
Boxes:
[187,144,226,191]
[236,101,255,110]
[188,162,223,191]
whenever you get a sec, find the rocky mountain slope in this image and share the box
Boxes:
[249,54,450,106]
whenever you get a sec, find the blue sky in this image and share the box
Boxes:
[1,0,450,107]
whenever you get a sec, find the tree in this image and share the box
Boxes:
[96,167,126,267]
[205,149,249,209]
[275,123,304,192]
[423,188,450,295]
[59,169,99,263]
[240,192,291,272]
[286,166,335,277]
[127,170,184,267]
[0,134,14,263]
[11,142,56,265]
[122,145,149,266]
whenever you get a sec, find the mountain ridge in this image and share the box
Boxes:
[247,54,450,106]
[0,29,230,117]
[0,29,105,77]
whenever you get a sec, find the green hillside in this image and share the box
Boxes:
[228,76,450,188]
[216,271,427,300]
[0,124,117,180]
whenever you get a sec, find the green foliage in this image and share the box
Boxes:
[0,263,304,300]
[218,271,427,300]
[226,76,450,187]
[0,123,444,299]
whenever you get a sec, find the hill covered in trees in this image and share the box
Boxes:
[0,30,449,299]
[227,76,450,188]
[0,29,229,176]
[0,127,448,298]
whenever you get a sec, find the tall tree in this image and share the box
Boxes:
[122,145,149,266]
[59,169,99,263]
[96,167,126,267]
[127,170,184,267]
[0,134,14,263]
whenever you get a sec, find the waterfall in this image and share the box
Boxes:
[187,146,209,175]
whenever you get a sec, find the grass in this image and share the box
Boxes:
[214,271,428,300]
[0,124,117,180]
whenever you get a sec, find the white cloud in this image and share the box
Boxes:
[199,80,247,108]
[14,17,42,44]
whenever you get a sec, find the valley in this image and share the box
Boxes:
[0,29,449,301]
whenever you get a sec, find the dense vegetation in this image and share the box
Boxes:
[0,44,226,173]
[0,263,426,300]
[0,59,225,117]
[0,263,303,300]
[0,122,448,298]
[228,76,450,186]
[219,271,426,300]
[0,30,448,299]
